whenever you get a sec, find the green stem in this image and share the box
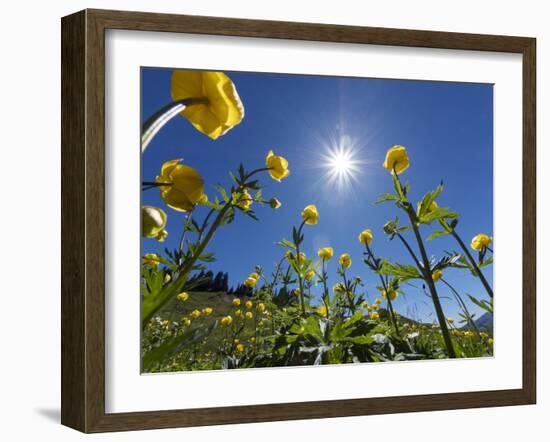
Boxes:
[441,278,481,337]
[449,230,494,299]
[365,244,400,336]
[295,220,307,317]
[342,269,355,315]
[394,170,456,358]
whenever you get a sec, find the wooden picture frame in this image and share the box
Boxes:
[61,8,536,433]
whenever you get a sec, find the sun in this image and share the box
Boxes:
[320,135,364,193]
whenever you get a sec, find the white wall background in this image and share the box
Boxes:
[0,0,546,440]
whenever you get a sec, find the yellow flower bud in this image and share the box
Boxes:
[234,309,242,317]
[220,316,233,326]
[383,145,410,175]
[374,298,382,305]
[470,233,492,252]
[182,318,191,327]
[301,204,319,225]
[143,253,161,269]
[381,289,398,301]
[156,229,168,242]
[190,309,201,318]
[244,276,258,288]
[234,189,253,210]
[358,229,373,246]
[235,343,244,353]
[171,70,244,140]
[304,270,315,280]
[202,307,213,316]
[269,198,282,209]
[339,253,352,269]
[256,303,266,312]
[197,193,209,205]
[317,247,334,261]
[245,300,253,309]
[245,311,253,319]
[369,311,380,320]
[177,292,189,302]
[432,270,443,282]
[265,150,290,182]
[156,159,204,212]
[250,337,256,343]
[142,206,167,239]
[232,298,241,306]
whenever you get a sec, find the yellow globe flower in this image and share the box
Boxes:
[142,206,167,239]
[383,145,410,175]
[265,150,290,182]
[470,233,492,252]
[358,229,373,246]
[234,309,242,317]
[269,198,282,209]
[339,253,352,269]
[235,343,245,353]
[181,318,191,327]
[245,300,253,309]
[369,311,380,320]
[488,338,494,346]
[432,270,443,282]
[317,247,334,261]
[317,306,328,316]
[190,309,201,318]
[381,289,398,301]
[244,276,258,288]
[156,159,205,212]
[202,307,213,316]
[177,292,189,302]
[305,270,315,280]
[232,298,241,306]
[220,316,233,326]
[250,272,260,281]
[374,298,382,305]
[301,204,319,225]
[245,311,253,320]
[171,70,244,140]
[256,303,266,312]
[250,337,256,343]
[143,253,161,269]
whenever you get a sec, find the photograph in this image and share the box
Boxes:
[140,67,494,373]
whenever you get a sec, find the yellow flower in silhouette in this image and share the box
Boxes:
[156,159,204,212]
[301,205,319,225]
[383,145,410,174]
[171,70,244,140]
[339,253,352,269]
[471,233,492,252]
[318,247,334,261]
[265,150,290,182]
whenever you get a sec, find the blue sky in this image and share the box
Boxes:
[141,67,493,324]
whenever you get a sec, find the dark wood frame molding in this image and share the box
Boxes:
[61,9,536,433]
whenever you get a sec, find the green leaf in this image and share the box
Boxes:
[427,229,450,241]
[375,193,401,204]
[418,207,459,225]
[467,294,493,314]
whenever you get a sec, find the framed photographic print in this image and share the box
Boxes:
[61,9,536,433]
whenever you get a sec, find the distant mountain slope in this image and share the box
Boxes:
[462,312,493,333]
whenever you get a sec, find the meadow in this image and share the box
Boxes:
[141,70,494,373]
